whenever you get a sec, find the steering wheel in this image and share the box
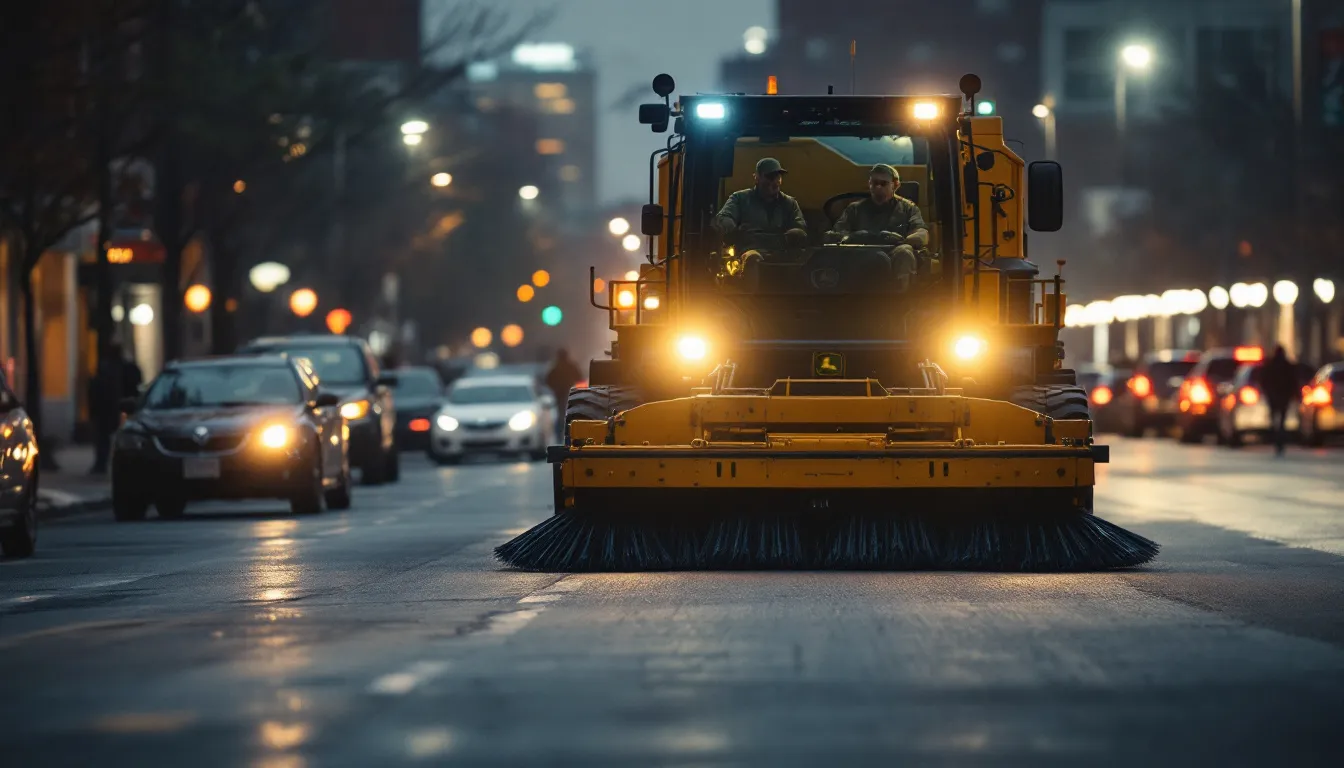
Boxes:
[823,192,871,228]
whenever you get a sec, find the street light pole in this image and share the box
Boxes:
[1115,44,1153,187]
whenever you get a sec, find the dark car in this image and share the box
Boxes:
[1216,359,1316,446]
[1075,365,1129,435]
[1117,349,1201,437]
[1299,362,1344,446]
[0,370,39,557]
[239,335,399,484]
[1177,346,1263,443]
[111,355,351,520]
[389,366,445,450]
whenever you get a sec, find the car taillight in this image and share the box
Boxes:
[409,418,431,432]
[1128,374,1153,398]
[1222,394,1237,411]
[1091,385,1113,406]
[1238,386,1260,405]
[1188,379,1213,405]
[1233,346,1263,362]
[1305,382,1333,406]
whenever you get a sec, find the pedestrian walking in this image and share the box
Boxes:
[1261,345,1299,457]
[89,344,142,474]
[544,349,583,441]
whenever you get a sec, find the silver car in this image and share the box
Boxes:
[428,375,557,464]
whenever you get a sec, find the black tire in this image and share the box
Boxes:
[156,497,187,520]
[325,457,352,510]
[0,488,37,558]
[564,385,644,441]
[291,459,325,515]
[1009,384,1090,421]
[384,445,400,483]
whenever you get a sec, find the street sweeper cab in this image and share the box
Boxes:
[494,74,1158,572]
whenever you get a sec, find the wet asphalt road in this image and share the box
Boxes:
[3,439,1343,767]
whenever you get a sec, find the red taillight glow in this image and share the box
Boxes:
[409,418,430,432]
[1188,379,1213,405]
[1222,394,1237,410]
[1128,374,1152,398]
[1305,382,1333,406]
[1233,346,1263,363]
[1238,386,1260,405]
[1091,385,1113,406]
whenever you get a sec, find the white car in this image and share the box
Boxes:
[428,375,557,464]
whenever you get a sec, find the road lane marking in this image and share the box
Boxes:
[367,661,451,695]
[485,608,543,636]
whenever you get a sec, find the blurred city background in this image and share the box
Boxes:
[2,0,1341,453]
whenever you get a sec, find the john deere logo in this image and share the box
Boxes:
[814,352,844,377]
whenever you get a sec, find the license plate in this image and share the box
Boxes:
[182,457,221,479]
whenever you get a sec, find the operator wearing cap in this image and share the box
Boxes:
[714,157,809,248]
[826,164,927,280]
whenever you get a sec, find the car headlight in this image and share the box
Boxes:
[676,335,709,362]
[508,410,536,432]
[953,335,986,361]
[260,424,291,449]
[436,414,459,432]
[340,400,370,420]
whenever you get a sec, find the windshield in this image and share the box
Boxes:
[1205,359,1242,382]
[396,370,443,398]
[143,366,300,409]
[255,345,366,386]
[448,385,534,405]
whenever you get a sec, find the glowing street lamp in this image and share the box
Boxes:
[184,284,212,313]
[500,324,524,347]
[1032,101,1056,160]
[400,120,428,135]
[622,234,641,251]
[517,284,535,302]
[470,327,492,348]
[532,270,551,287]
[518,185,539,200]
[1121,44,1153,70]
[431,172,453,188]
[289,288,317,317]
[1313,278,1336,304]
[608,217,630,236]
[326,308,353,334]
[1273,280,1299,306]
[249,262,291,293]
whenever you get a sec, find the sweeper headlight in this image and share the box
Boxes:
[912,101,940,121]
[676,335,709,362]
[953,335,986,361]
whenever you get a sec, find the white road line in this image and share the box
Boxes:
[367,661,451,695]
[486,608,543,636]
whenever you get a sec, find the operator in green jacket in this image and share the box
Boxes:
[714,157,809,249]
[826,163,927,282]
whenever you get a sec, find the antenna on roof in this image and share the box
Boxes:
[849,40,857,94]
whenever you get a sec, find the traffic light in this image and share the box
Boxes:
[541,305,562,326]
[976,100,995,116]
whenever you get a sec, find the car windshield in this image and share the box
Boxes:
[448,385,534,405]
[1205,358,1242,382]
[143,366,300,409]
[396,370,442,398]
[255,345,366,386]
[1148,361,1196,384]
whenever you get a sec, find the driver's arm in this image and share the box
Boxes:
[714,192,744,235]
[904,203,929,248]
[826,202,857,241]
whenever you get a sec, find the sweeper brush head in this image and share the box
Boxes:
[494,508,1158,573]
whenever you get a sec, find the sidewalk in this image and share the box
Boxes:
[37,444,112,518]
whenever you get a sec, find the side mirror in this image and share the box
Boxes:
[641,204,664,236]
[119,396,138,414]
[313,392,340,408]
[1027,160,1063,232]
[638,103,670,133]
[375,373,397,388]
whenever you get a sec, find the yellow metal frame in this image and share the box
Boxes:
[561,384,1101,494]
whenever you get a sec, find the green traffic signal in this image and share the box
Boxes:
[976,100,996,116]
[541,305,563,326]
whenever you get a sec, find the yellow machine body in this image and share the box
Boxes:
[563,89,1100,516]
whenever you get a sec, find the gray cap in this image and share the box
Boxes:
[756,157,787,175]
[869,163,899,180]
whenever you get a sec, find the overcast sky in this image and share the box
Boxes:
[426,0,774,206]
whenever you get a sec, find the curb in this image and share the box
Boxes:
[37,491,113,521]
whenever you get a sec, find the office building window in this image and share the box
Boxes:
[536,138,565,155]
